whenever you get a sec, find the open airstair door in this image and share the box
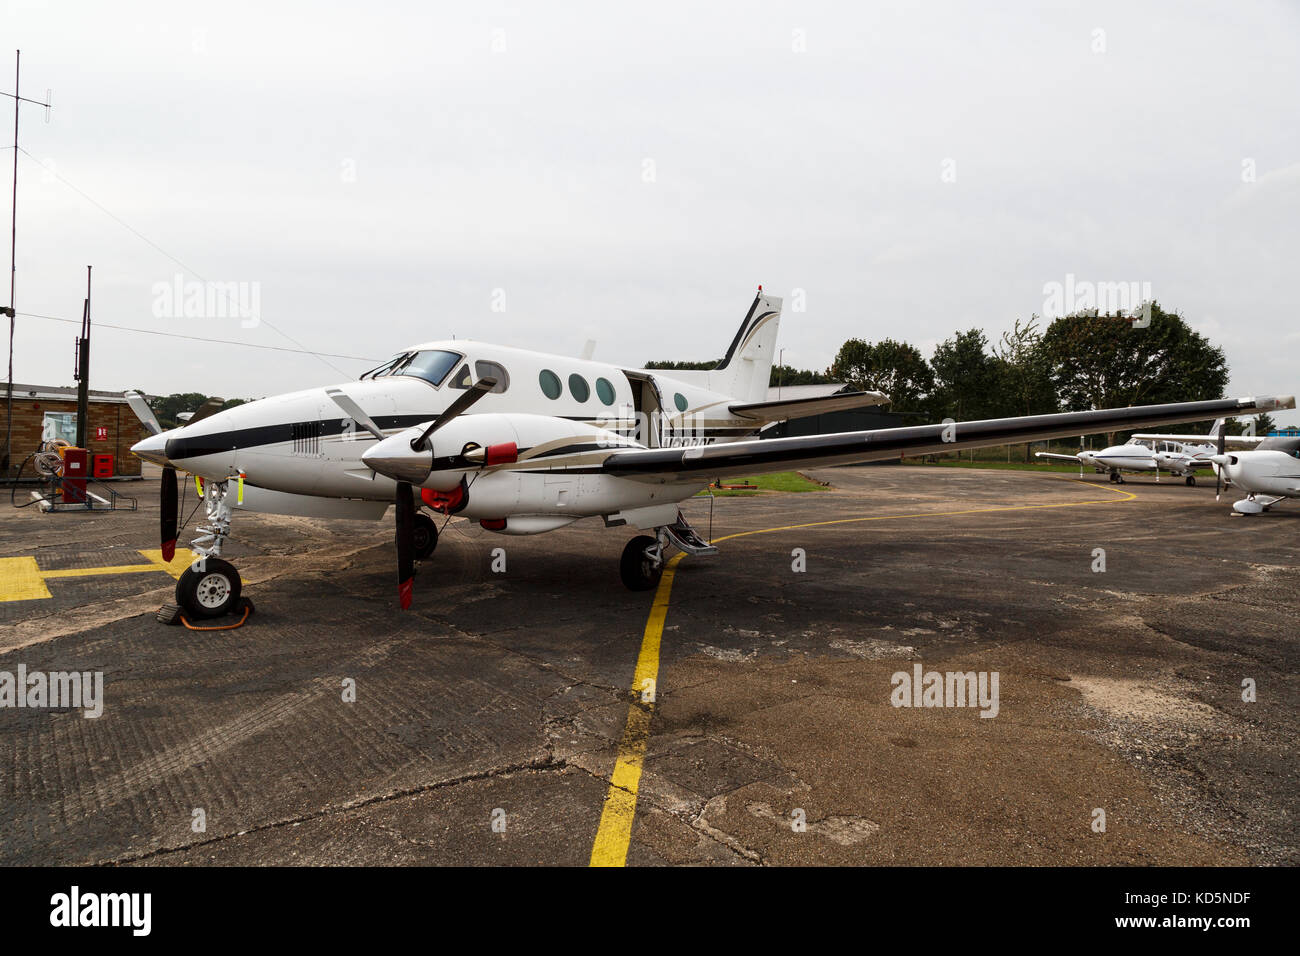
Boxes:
[624,370,669,447]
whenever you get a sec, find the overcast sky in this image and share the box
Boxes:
[4,0,1298,413]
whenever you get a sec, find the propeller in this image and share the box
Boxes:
[325,388,387,440]
[411,377,497,451]
[1215,429,1226,501]
[178,396,226,425]
[124,390,162,436]
[161,465,179,561]
[395,481,416,610]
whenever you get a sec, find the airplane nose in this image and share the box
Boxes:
[362,431,433,485]
[131,431,171,467]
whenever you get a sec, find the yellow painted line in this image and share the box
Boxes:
[0,548,194,601]
[0,556,54,602]
[589,551,685,868]
[139,548,196,580]
[588,476,1135,865]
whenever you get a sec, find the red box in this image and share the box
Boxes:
[62,447,88,503]
[92,453,114,479]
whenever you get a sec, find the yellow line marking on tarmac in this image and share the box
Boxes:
[0,549,195,601]
[588,476,1135,866]
[0,557,53,601]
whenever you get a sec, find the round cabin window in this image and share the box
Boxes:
[539,369,562,399]
[674,392,688,412]
[569,374,591,402]
[595,377,616,406]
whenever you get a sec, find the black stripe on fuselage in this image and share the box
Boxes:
[165,414,634,460]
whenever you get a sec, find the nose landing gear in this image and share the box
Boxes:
[174,477,245,620]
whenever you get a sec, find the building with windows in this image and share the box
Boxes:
[0,383,145,479]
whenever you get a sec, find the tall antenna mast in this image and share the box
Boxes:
[1,50,53,474]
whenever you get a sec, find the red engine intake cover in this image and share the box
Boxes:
[483,442,518,467]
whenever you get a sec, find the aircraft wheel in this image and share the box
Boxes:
[620,535,663,592]
[176,558,242,619]
[1185,475,1195,487]
[1108,472,1118,483]
[412,513,438,560]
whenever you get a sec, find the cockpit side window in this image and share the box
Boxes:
[447,363,472,390]
[474,361,509,393]
[391,349,462,387]
[448,359,510,393]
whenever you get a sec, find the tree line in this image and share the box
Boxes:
[649,304,1281,437]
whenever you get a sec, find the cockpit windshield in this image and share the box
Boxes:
[360,349,462,387]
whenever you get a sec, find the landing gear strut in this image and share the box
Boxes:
[175,477,244,619]
[619,512,718,590]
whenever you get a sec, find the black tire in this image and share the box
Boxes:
[1185,475,1195,486]
[620,535,663,591]
[412,513,438,560]
[176,557,242,619]
[1108,472,1118,483]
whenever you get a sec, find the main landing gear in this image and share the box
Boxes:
[1185,475,1197,486]
[619,510,719,591]
[1108,471,1126,484]
[411,512,439,560]
[175,477,244,619]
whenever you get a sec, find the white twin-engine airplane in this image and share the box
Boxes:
[128,289,1293,618]
[1036,419,1248,485]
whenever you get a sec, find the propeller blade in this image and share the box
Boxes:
[1216,430,1226,500]
[161,465,179,561]
[124,389,163,436]
[188,397,226,425]
[325,388,386,440]
[395,481,415,610]
[411,377,497,451]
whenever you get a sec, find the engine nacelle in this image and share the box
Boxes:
[423,413,636,491]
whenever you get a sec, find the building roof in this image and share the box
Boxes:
[1,383,131,404]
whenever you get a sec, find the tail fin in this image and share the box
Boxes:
[1211,417,1226,438]
[708,289,782,404]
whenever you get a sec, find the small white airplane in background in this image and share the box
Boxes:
[126,287,1294,618]
[1037,419,1251,485]
[1135,424,1299,514]
[1035,441,1164,483]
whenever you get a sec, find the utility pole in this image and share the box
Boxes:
[74,266,90,447]
[1,50,52,475]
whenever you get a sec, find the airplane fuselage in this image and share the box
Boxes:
[133,340,767,532]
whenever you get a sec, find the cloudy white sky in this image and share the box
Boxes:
[4,1,1298,409]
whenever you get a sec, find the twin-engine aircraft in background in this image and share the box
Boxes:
[128,288,1294,617]
[1037,419,1258,485]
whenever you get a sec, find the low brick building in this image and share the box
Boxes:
[1,384,147,479]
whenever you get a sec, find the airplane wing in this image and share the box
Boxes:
[600,396,1294,482]
[1034,452,1083,463]
[1131,432,1266,446]
[728,390,890,422]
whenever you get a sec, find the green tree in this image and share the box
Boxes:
[929,329,1003,421]
[994,316,1057,418]
[768,364,837,388]
[1040,303,1229,443]
[829,338,934,415]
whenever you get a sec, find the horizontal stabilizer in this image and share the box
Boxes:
[729,390,890,422]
